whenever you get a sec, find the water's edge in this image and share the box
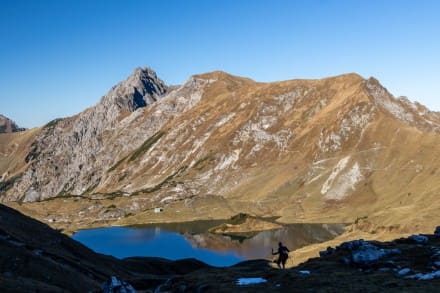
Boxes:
[72,221,346,267]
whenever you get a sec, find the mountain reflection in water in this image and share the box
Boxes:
[72,221,345,267]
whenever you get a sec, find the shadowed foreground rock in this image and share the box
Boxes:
[1,204,440,292]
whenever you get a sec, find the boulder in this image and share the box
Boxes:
[352,245,386,265]
[406,271,440,280]
[319,246,335,257]
[102,276,136,293]
[410,235,429,244]
[338,239,366,251]
[336,240,401,266]
[397,268,411,276]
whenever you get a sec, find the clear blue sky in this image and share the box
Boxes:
[1,0,439,128]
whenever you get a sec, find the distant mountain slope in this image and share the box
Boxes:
[0,114,25,133]
[1,68,440,236]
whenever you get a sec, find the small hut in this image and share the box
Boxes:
[154,207,163,213]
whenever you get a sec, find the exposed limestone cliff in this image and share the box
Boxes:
[4,67,170,201]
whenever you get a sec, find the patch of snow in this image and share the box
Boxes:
[298,270,311,275]
[237,278,267,286]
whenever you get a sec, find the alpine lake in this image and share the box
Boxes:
[72,220,346,267]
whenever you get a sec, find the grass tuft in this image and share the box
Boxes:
[128,131,165,162]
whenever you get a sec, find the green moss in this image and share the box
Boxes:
[38,194,87,202]
[0,174,22,194]
[192,154,215,171]
[44,118,63,129]
[129,131,165,162]
[107,155,128,173]
[103,191,124,200]
[132,165,188,195]
[25,141,41,163]
[81,181,100,195]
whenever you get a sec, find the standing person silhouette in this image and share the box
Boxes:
[272,242,290,269]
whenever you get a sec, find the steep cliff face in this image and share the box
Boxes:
[2,68,440,233]
[4,67,170,201]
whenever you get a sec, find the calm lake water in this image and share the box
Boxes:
[72,221,345,267]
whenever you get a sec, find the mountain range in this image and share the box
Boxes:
[0,114,24,133]
[1,67,439,237]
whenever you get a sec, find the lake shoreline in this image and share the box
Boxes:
[72,219,347,267]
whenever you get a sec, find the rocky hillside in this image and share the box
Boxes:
[1,67,440,235]
[0,115,24,133]
[1,203,440,292]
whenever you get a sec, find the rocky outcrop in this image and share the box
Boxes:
[208,213,282,234]
[0,115,25,133]
[318,228,440,282]
[5,67,170,202]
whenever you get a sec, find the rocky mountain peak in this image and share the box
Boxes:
[0,114,25,133]
[102,66,169,112]
[364,77,440,131]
